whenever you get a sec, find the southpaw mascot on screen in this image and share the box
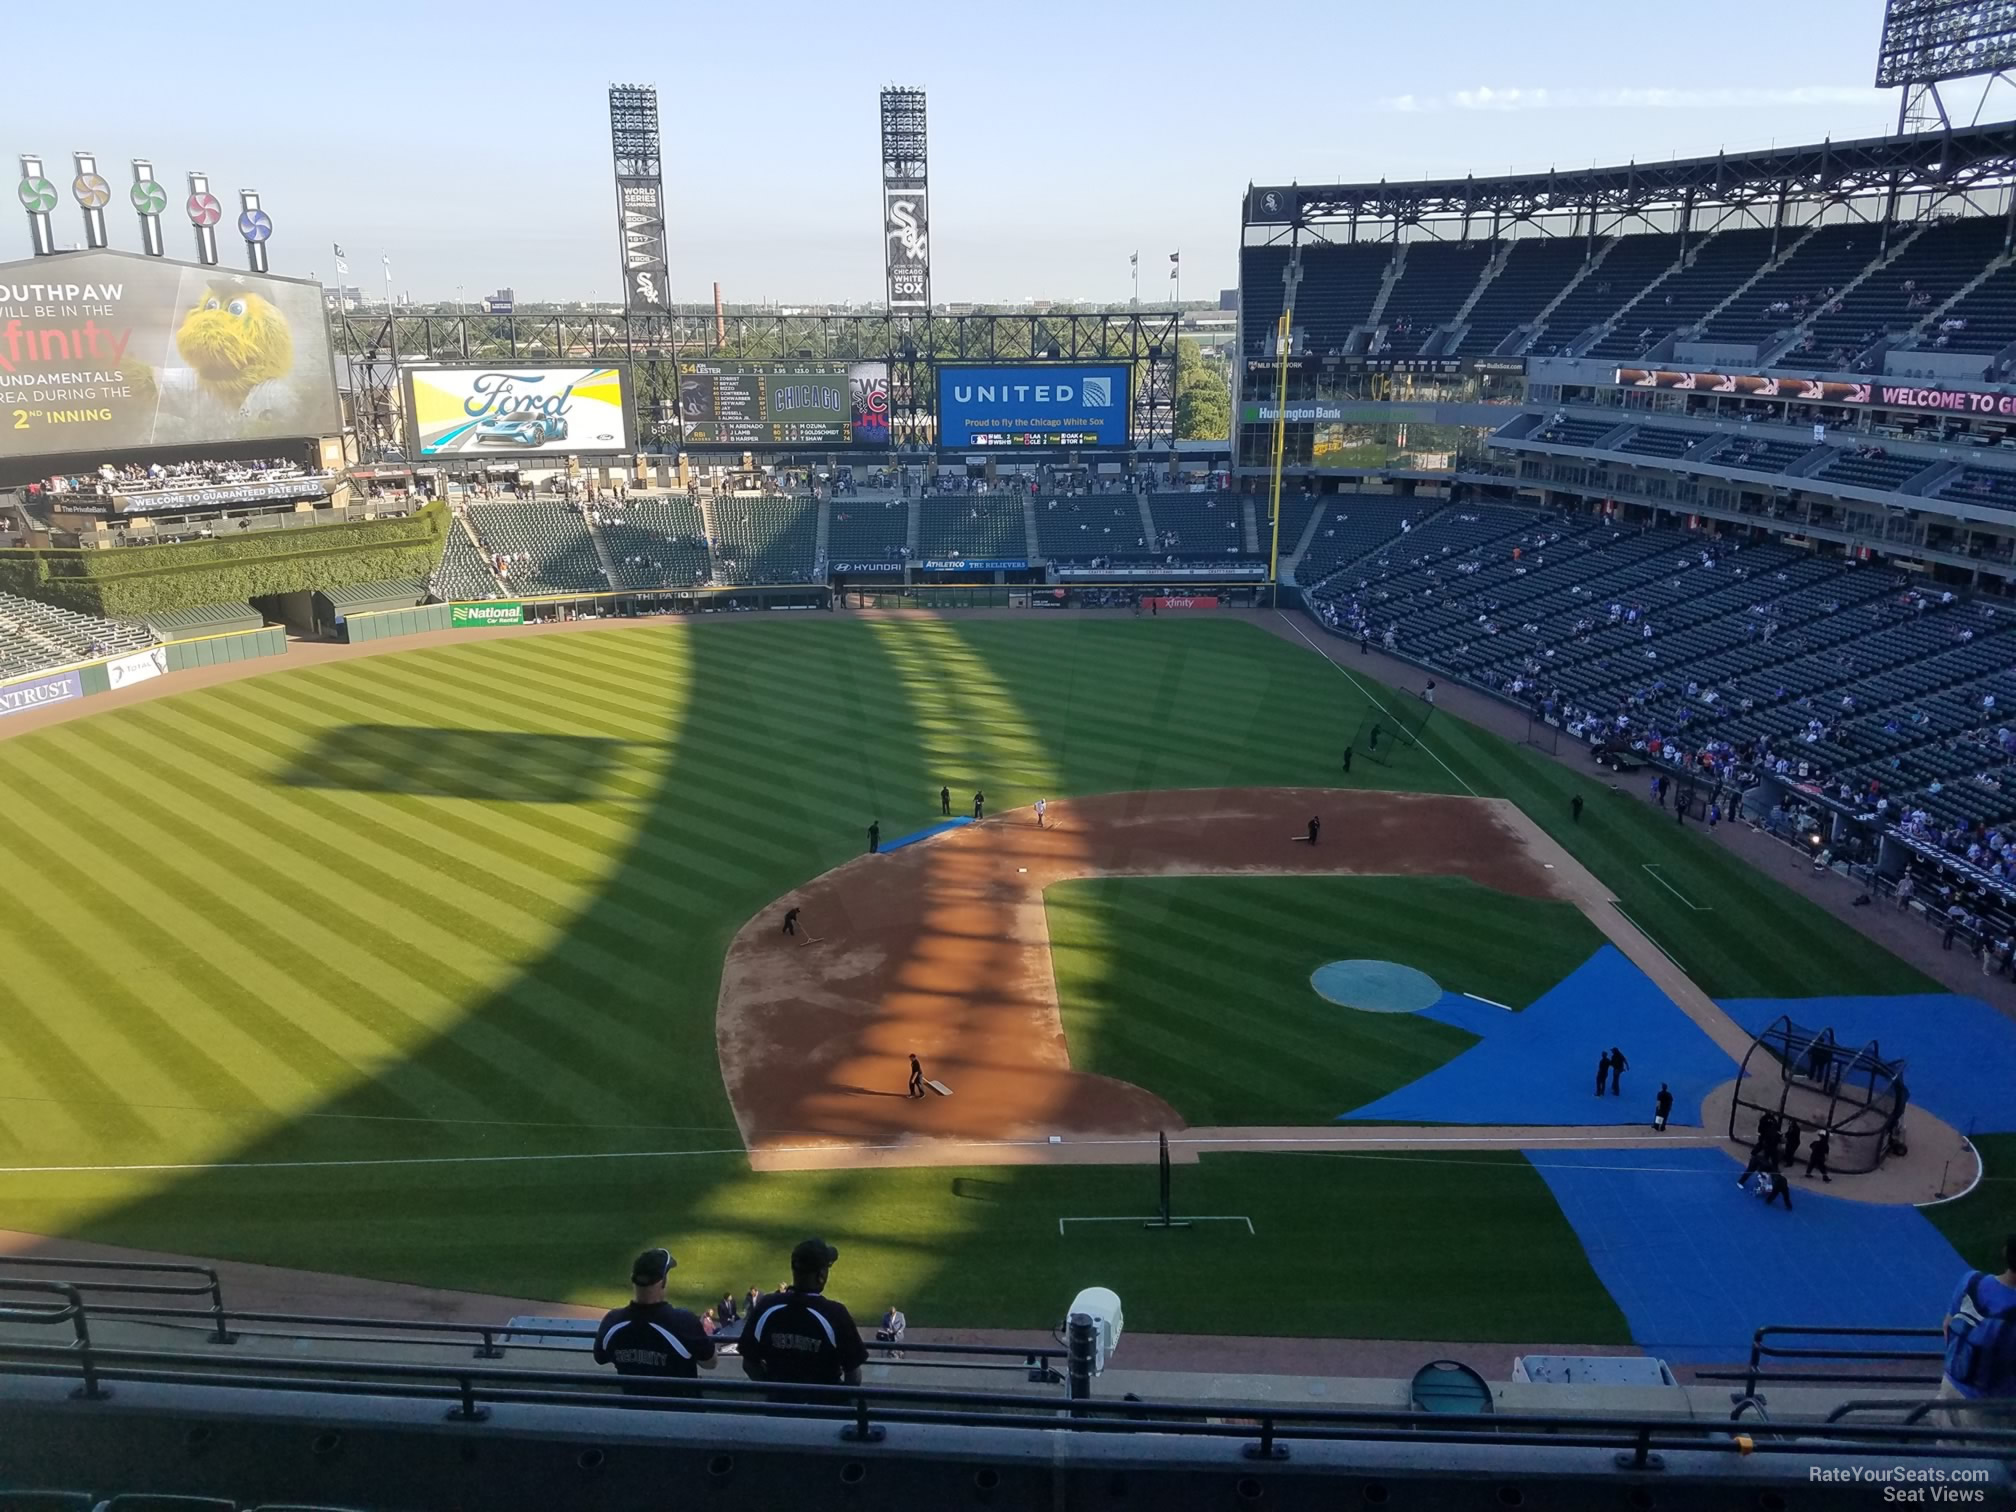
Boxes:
[142,277,312,438]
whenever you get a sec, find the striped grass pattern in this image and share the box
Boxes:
[0,616,1929,1334]
[1048,875,1606,1126]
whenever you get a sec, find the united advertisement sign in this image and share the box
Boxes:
[937,364,1131,448]
[0,249,341,462]
[407,367,632,457]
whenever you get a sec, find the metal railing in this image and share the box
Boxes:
[1694,1323,1947,1399]
[0,1272,1069,1379]
[2,1332,2013,1463]
[0,1257,231,1344]
[4,1266,2010,1462]
[0,1281,105,1400]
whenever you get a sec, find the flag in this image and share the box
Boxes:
[1129,251,1137,267]
[1170,265,1179,280]
[1169,251,1180,264]
[333,242,344,258]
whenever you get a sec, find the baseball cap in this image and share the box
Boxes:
[631,1247,676,1285]
[791,1237,839,1271]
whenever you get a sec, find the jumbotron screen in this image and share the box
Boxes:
[678,359,890,446]
[0,249,340,461]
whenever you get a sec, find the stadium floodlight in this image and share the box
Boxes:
[1877,0,2016,132]
[1876,0,2016,88]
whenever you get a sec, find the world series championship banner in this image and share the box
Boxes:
[0,250,341,461]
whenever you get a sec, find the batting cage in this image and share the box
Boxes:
[1350,694,1437,769]
[1727,1015,1909,1175]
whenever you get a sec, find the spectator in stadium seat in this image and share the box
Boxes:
[1939,1236,2016,1439]
[741,1238,869,1396]
[592,1248,716,1393]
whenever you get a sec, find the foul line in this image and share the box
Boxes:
[0,1132,1719,1178]
[1611,903,1686,974]
[1641,864,1712,912]
[1059,1215,1255,1236]
[1461,991,1515,1011]
[1275,611,1478,797]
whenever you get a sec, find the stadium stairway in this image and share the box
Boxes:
[1765,223,1926,366]
[588,517,621,585]
[813,495,832,576]
[1441,240,1516,349]
[1134,492,1157,549]
[1276,495,1332,582]
[1521,236,1618,354]
[906,497,922,560]
[695,494,721,557]
[1241,499,1261,555]
[1687,224,1821,343]
[1366,244,1405,330]
[1022,493,1043,562]
[1899,250,2015,355]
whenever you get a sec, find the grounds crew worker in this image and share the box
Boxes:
[592,1247,716,1393]
[742,1238,870,1396]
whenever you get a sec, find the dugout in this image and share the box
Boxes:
[1727,1015,1908,1175]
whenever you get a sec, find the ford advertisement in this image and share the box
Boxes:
[406,366,631,457]
[937,364,1131,448]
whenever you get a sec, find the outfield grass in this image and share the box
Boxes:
[1048,875,1604,1124]
[0,616,1936,1334]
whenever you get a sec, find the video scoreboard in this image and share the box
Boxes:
[677,359,888,446]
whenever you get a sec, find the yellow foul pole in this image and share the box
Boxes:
[1266,307,1292,601]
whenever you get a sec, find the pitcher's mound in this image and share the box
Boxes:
[1311,960,1443,1014]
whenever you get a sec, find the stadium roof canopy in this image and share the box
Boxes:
[1245,120,2016,237]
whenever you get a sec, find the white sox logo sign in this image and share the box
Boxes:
[884,184,929,310]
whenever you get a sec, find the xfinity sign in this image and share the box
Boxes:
[937,364,1130,447]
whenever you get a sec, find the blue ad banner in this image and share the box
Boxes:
[937,364,1131,447]
[0,668,84,718]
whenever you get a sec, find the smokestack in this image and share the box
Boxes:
[18,155,57,256]
[238,188,271,274]
[71,152,110,249]
[713,281,726,345]
[186,171,221,266]
[130,159,166,256]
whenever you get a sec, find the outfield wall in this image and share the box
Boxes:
[0,625,288,721]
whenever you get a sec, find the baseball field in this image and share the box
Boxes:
[0,613,1977,1344]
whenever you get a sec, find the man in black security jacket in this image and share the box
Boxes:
[593,1248,715,1393]
[741,1237,869,1395]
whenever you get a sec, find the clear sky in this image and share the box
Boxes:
[10,0,1919,305]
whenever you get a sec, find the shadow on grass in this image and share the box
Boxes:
[275,725,637,804]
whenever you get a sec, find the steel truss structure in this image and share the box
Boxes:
[1243,120,2016,245]
[333,310,1178,456]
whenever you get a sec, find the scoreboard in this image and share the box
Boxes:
[678,359,887,445]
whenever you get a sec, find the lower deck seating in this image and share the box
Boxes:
[828,498,911,568]
[709,497,820,583]
[919,496,1026,560]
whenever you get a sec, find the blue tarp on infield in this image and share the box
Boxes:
[1338,946,1737,1126]
[1717,993,2016,1135]
[882,817,973,853]
[1527,1146,1968,1363]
